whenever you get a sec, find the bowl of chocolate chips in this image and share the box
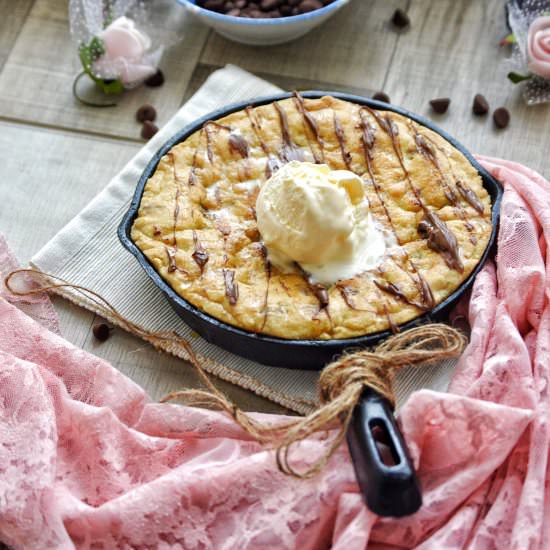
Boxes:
[178,0,351,45]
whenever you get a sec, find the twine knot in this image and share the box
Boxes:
[319,325,466,410]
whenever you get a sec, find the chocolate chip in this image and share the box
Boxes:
[493,107,510,129]
[372,91,390,103]
[391,8,410,28]
[198,0,329,17]
[246,8,264,16]
[135,104,156,123]
[204,0,225,11]
[429,97,451,114]
[472,94,489,116]
[141,120,159,140]
[93,323,111,342]
[298,0,322,12]
[144,69,165,88]
[261,0,280,9]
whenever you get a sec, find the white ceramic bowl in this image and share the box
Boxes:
[177,0,351,46]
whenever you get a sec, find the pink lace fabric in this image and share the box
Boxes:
[0,157,548,549]
[0,238,60,336]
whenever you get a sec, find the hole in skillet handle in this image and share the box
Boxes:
[346,387,422,517]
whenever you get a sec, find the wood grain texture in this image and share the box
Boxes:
[383,0,550,173]
[0,0,210,140]
[0,0,35,71]
[200,0,407,91]
[183,62,376,104]
[0,121,139,261]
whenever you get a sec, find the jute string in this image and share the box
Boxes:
[4,269,466,478]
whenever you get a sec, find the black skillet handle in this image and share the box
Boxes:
[346,388,422,517]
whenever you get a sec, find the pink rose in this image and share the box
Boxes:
[527,15,550,79]
[93,16,156,86]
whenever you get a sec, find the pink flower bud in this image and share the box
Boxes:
[93,16,156,85]
[527,16,550,79]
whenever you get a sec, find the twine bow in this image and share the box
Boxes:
[4,269,466,478]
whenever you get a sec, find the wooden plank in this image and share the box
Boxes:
[0,0,35,71]
[200,0,407,91]
[183,62,376,104]
[0,0,210,140]
[0,121,139,262]
[383,0,550,172]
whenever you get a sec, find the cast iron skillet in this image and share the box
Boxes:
[119,91,503,517]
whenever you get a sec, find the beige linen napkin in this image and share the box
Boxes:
[32,65,457,414]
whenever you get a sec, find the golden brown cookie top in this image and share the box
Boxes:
[131,94,492,340]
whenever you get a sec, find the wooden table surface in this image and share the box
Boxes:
[1,0,549,414]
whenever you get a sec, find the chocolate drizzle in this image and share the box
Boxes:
[337,284,374,312]
[359,107,435,311]
[205,120,231,131]
[337,284,358,310]
[311,283,329,309]
[410,125,477,244]
[274,102,304,163]
[204,125,215,164]
[378,112,422,210]
[384,303,400,334]
[167,152,182,247]
[359,110,395,230]
[365,106,465,273]
[360,114,376,159]
[245,106,282,178]
[172,188,181,246]
[295,263,329,310]
[333,112,352,169]
[203,121,232,164]
[419,212,464,272]
[417,272,436,309]
[245,106,269,155]
[185,128,205,187]
[413,131,438,163]
[228,133,249,158]
[223,269,239,305]
[192,230,209,272]
[364,106,392,135]
[457,180,485,214]
[293,92,325,163]
[374,279,429,311]
[166,246,177,273]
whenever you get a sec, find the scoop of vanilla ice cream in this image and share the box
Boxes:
[256,161,386,284]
